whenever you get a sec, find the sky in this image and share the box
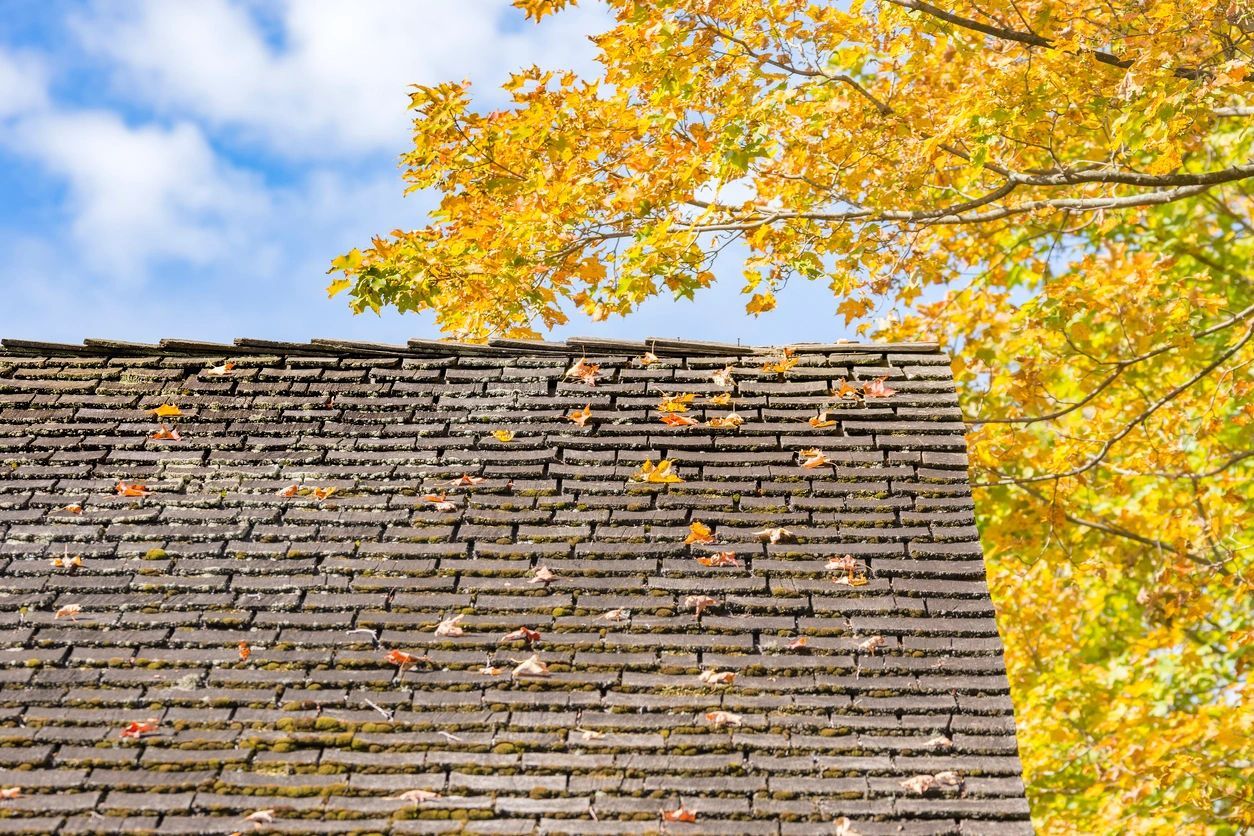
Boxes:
[0,0,850,346]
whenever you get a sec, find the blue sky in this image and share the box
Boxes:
[0,0,851,345]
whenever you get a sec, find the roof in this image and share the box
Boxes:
[0,337,1030,835]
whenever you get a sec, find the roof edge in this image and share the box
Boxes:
[0,336,942,358]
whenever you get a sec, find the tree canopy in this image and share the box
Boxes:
[331,1,1253,830]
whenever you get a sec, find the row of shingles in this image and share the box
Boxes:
[539,350,1028,822]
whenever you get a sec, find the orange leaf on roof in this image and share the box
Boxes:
[120,720,158,739]
[684,521,716,545]
[452,474,486,486]
[696,551,739,567]
[311,487,337,502]
[54,603,81,620]
[238,641,251,662]
[833,379,861,400]
[660,412,699,427]
[566,404,593,427]
[0,788,20,800]
[151,404,182,418]
[149,423,181,441]
[62,504,83,515]
[760,357,797,375]
[799,448,831,468]
[565,358,600,385]
[699,669,736,685]
[385,649,427,669]
[205,361,236,376]
[276,484,299,498]
[115,481,152,497]
[637,351,660,366]
[808,413,837,428]
[662,807,697,823]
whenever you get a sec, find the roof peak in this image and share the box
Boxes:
[0,336,941,358]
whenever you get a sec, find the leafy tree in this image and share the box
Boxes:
[331,1,1253,830]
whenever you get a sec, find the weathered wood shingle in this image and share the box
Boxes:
[0,340,1030,834]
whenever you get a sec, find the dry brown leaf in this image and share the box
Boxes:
[434,615,465,637]
[529,565,555,585]
[452,474,486,486]
[924,735,954,751]
[205,361,236,376]
[638,351,660,366]
[385,649,428,670]
[833,816,862,836]
[786,636,809,650]
[479,665,503,676]
[243,809,275,826]
[699,670,736,686]
[684,595,719,616]
[566,404,593,427]
[704,710,743,728]
[599,608,630,622]
[565,358,601,385]
[394,789,441,806]
[760,357,797,375]
[755,526,796,544]
[706,412,744,429]
[711,366,735,388]
[859,635,886,654]
[54,603,81,620]
[696,551,739,567]
[498,626,541,645]
[578,728,605,740]
[62,504,83,515]
[511,653,550,678]
[311,486,337,502]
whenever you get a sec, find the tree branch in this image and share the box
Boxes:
[884,0,1206,79]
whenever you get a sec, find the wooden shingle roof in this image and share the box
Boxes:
[0,339,1030,835]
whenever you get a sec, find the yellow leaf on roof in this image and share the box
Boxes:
[151,404,182,418]
[491,430,515,443]
[629,458,684,483]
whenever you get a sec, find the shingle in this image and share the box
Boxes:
[0,337,1026,829]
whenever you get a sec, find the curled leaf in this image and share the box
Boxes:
[859,635,886,654]
[499,626,542,645]
[62,504,83,515]
[699,669,736,686]
[120,720,159,740]
[0,788,20,800]
[238,641,251,662]
[706,412,744,429]
[755,527,796,544]
[684,595,719,616]
[393,789,441,806]
[760,357,797,375]
[435,615,466,637]
[684,521,716,545]
[452,474,486,487]
[599,608,630,622]
[54,603,81,620]
[657,392,696,413]
[660,412,699,427]
[711,366,735,388]
[511,653,551,678]
[311,486,337,502]
[491,429,515,443]
[529,565,555,585]
[629,459,684,483]
[808,413,837,428]
[276,484,299,498]
[638,351,660,366]
[565,358,601,385]
[205,361,236,376]
[833,379,861,400]
[708,392,732,406]
[662,807,697,823]
[863,377,897,398]
[567,404,593,427]
[786,636,809,650]
[696,551,739,567]
[799,448,831,468]
[704,710,743,728]
[149,423,181,441]
[115,481,152,497]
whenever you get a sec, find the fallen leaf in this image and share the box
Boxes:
[859,635,886,654]
[684,521,717,545]
[0,787,21,800]
[708,392,732,406]
[54,603,81,620]
[50,554,84,570]
[833,817,862,836]
[499,626,542,645]
[899,774,935,794]
[755,527,796,544]
[205,361,236,376]
[799,448,831,468]
[385,649,427,670]
[567,404,593,427]
[862,377,897,398]
[149,423,182,441]
[699,669,736,686]
[565,358,601,386]
[394,789,441,806]
[786,636,809,650]
[120,720,158,739]
[833,574,870,587]
[491,429,515,443]
[151,404,182,418]
[311,487,337,502]
[933,770,963,787]
[660,413,699,427]
[924,735,953,751]
[760,357,797,375]
[478,665,503,676]
[452,474,486,487]
[512,653,550,678]
[684,595,719,616]
[696,551,739,567]
[115,481,152,497]
[422,494,458,513]
[662,807,697,823]
[577,728,605,741]
[808,413,837,428]
[833,379,861,400]
[629,459,684,484]
[706,412,744,429]
[243,809,275,827]
[711,366,735,388]
[238,641,251,662]
[529,565,555,585]
[657,392,696,413]
[827,554,869,586]
[62,504,83,515]
[276,484,299,498]
[599,608,630,622]
[704,710,743,728]
[434,615,465,637]
[638,352,660,366]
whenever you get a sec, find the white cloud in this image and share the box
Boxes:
[0,46,48,118]
[70,0,612,156]
[9,112,270,276]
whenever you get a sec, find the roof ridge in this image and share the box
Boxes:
[0,336,942,358]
